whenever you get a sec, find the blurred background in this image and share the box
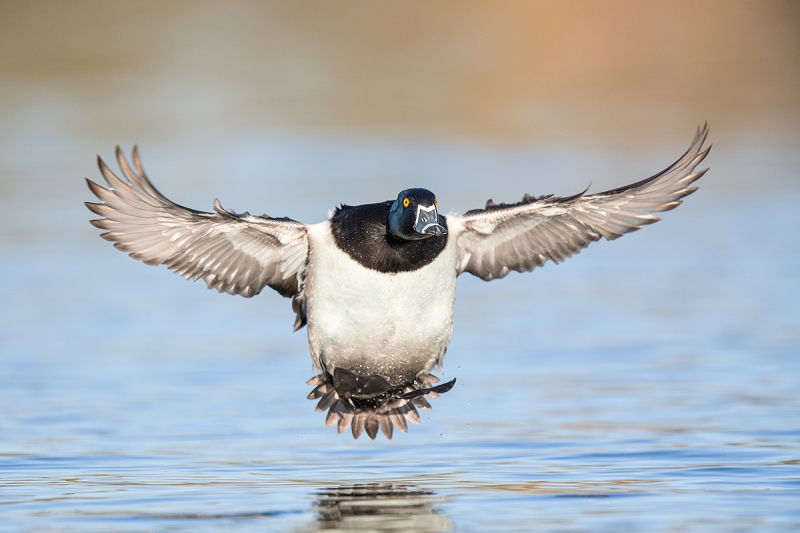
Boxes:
[1,1,799,531]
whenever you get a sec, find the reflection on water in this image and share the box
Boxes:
[313,484,452,533]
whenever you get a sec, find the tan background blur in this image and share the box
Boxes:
[1,0,798,146]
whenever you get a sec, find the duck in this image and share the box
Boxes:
[86,124,710,440]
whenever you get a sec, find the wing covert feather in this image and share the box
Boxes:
[86,147,309,305]
[451,124,710,280]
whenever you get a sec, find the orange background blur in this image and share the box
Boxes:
[1,0,797,145]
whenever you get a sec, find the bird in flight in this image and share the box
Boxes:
[86,125,710,440]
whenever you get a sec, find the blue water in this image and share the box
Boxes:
[1,128,799,531]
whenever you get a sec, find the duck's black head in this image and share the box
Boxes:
[388,188,447,241]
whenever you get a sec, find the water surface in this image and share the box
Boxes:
[2,132,799,531]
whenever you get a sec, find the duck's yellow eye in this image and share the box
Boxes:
[434,198,438,206]
[403,197,410,208]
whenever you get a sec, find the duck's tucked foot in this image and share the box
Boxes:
[306,368,456,440]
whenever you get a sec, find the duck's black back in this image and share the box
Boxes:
[330,202,448,274]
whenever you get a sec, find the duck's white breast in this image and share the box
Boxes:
[304,222,458,385]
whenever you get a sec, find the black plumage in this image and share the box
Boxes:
[329,201,449,274]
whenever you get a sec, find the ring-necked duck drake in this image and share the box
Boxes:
[86,124,710,440]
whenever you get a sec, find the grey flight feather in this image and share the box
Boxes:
[85,146,309,328]
[451,123,711,281]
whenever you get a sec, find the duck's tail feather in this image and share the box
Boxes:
[306,368,456,440]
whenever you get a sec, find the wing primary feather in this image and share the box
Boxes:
[86,146,309,307]
[454,125,710,280]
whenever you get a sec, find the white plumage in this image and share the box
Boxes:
[305,222,458,386]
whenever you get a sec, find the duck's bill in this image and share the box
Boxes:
[416,222,446,236]
[415,205,446,236]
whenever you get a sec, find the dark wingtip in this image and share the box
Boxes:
[559,184,590,204]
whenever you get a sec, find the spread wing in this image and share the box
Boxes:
[86,147,309,326]
[450,124,710,281]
